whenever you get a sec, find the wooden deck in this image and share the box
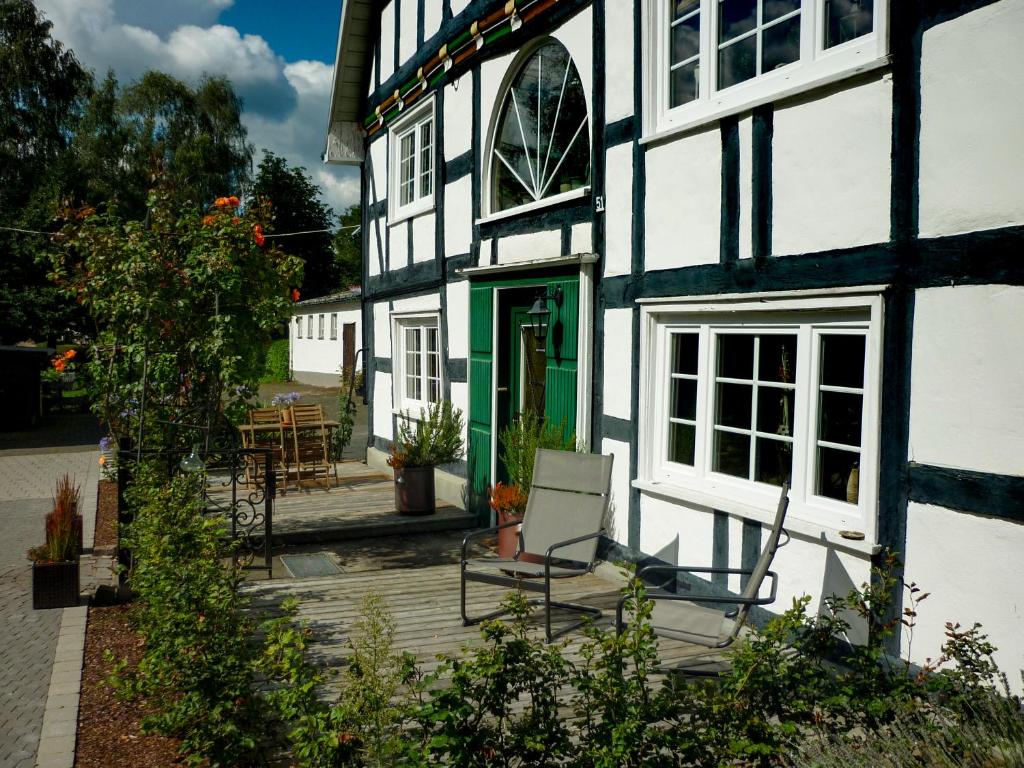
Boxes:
[243,560,714,694]
[211,460,477,545]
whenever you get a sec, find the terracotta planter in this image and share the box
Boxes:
[32,560,80,609]
[394,466,435,515]
[497,511,524,559]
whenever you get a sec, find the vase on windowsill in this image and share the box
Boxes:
[387,401,465,516]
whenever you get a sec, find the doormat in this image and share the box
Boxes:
[280,553,343,579]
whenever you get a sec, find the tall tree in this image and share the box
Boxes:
[252,151,338,298]
[0,0,92,344]
[332,204,363,289]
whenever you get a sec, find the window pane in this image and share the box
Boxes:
[671,378,698,421]
[819,390,863,446]
[713,430,750,478]
[670,60,700,108]
[719,0,757,42]
[671,12,701,64]
[825,0,873,49]
[717,334,754,379]
[820,334,865,388]
[400,132,415,206]
[817,447,859,502]
[428,378,440,403]
[764,0,800,23]
[756,387,794,436]
[757,334,797,383]
[718,33,757,89]
[671,332,699,375]
[673,0,700,21]
[669,422,696,465]
[755,437,792,486]
[762,12,800,72]
[419,120,433,198]
[716,382,753,429]
[406,327,421,353]
[426,326,439,353]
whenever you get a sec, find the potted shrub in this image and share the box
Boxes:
[29,475,82,609]
[271,391,302,423]
[388,401,465,515]
[488,482,528,559]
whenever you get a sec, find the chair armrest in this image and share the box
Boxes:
[461,521,521,562]
[638,564,753,579]
[544,529,605,561]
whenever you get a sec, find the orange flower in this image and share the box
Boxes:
[227,195,240,207]
[54,359,66,372]
[202,214,216,226]
[291,288,300,302]
[214,196,230,208]
[231,216,240,225]
[253,224,265,247]
[64,349,77,360]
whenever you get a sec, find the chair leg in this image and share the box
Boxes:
[460,570,516,628]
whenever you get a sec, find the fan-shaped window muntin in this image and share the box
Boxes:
[490,41,591,214]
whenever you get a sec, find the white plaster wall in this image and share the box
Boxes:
[373,372,394,440]
[639,494,715,567]
[399,0,417,65]
[392,292,441,313]
[601,307,633,420]
[645,127,721,270]
[919,0,1024,238]
[497,229,561,264]
[379,3,395,84]
[604,142,633,277]
[571,223,591,253]
[480,50,517,145]
[444,76,473,159]
[367,219,383,277]
[450,0,470,16]
[905,502,1024,693]
[368,136,389,209]
[445,176,473,255]
[389,218,409,268]
[738,114,753,260]
[450,381,470,451]
[909,285,1024,476]
[772,77,891,256]
[549,9,593,116]
[600,437,632,545]
[446,280,470,359]
[604,0,634,122]
[291,303,362,376]
[373,301,392,359]
[412,213,435,263]
[423,1,443,41]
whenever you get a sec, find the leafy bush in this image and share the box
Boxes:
[261,338,291,383]
[388,401,465,469]
[330,391,357,462]
[499,412,576,491]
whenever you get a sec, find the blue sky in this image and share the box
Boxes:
[37,0,360,213]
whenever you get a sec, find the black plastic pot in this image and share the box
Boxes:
[32,560,80,609]
[394,466,435,515]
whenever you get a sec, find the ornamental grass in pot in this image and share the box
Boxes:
[28,474,82,609]
[388,401,465,515]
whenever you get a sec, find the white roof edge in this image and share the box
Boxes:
[455,253,600,277]
[325,0,371,161]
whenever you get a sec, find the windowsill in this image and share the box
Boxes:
[632,478,881,557]
[476,186,591,226]
[641,53,891,148]
[389,198,435,226]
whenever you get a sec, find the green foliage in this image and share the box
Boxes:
[498,411,576,491]
[261,338,291,383]
[253,151,338,298]
[414,592,573,767]
[330,391,358,462]
[391,401,465,469]
[50,188,303,447]
[332,204,363,290]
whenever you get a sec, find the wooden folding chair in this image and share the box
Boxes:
[289,403,336,488]
[247,408,290,493]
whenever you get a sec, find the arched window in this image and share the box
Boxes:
[490,41,590,214]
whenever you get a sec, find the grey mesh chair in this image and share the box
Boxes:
[616,482,790,674]
[461,449,614,642]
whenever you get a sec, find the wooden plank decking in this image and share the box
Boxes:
[243,561,714,694]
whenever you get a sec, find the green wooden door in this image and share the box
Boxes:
[468,284,494,519]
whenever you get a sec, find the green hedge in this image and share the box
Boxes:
[260,338,290,383]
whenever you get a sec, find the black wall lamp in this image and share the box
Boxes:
[527,285,563,352]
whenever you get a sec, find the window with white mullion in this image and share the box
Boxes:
[668,0,701,107]
[813,330,867,504]
[665,330,700,466]
[391,100,435,219]
[418,121,433,199]
[717,0,801,90]
[405,327,422,403]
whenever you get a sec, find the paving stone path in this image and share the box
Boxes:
[0,449,98,768]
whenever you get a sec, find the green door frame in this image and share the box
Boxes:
[467,268,581,521]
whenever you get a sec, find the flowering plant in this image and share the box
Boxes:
[28,474,82,563]
[488,482,528,520]
[271,391,302,408]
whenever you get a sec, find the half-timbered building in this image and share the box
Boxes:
[325,0,1024,677]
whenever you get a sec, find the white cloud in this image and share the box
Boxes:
[35,0,361,212]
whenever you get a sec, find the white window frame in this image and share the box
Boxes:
[637,290,883,544]
[644,0,890,140]
[330,313,338,340]
[391,311,443,414]
[388,97,435,223]
[306,315,313,339]
[317,314,325,340]
[296,316,303,339]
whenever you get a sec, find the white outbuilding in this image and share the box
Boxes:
[289,288,363,387]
